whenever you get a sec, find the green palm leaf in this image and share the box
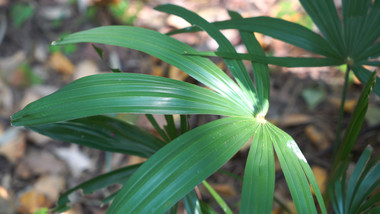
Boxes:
[183,50,343,67]
[11,73,249,126]
[228,10,271,116]
[329,146,380,214]
[267,123,326,214]
[183,190,203,214]
[351,66,380,97]
[51,25,250,112]
[155,4,257,111]
[54,164,141,212]
[299,0,344,55]
[107,117,259,213]
[333,71,376,167]
[29,115,165,157]
[240,125,275,214]
[351,0,380,59]
[168,17,340,58]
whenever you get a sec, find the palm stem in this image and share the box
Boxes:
[333,65,351,153]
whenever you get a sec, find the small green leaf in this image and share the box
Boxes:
[329,146,380,214]
[351,65,380,97]
[146,114,170,142]
[164,115,178,140]
[92,45,122,73]
[302,87,326,110]
[333,71,376,167]
[183,190,203,214]
[10,3,34,28]
[202,180,233,214]
[53,164,141,212]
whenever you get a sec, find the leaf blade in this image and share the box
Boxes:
[183,190,203,214]
[240,125,275,214]
[333,71,376,167]
[12,73,249,126]
[228,11,270,116]
[169,17,340,58]
[52,25,251,113]
[155,4,257,112]
[107,117,259,214]
[266,123,326,214]
[299,0,345,55]
[53,164,141,212]
[185,51,343,67]
[351,65,380,97]
[29,115,165,157]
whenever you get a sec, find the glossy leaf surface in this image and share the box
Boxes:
[12,73,249,126]
[168,16,339,58]
[329,146,380,214]
[299,0,344,54]
[240,125,274,214]
[267,122,326,214]
[183,190,203,214]
[156,4,257,111]
[107,117,259,213]
[51,25,251,112]
[184,51,343,67]
[29,115,165,157]
[228,11,270,116]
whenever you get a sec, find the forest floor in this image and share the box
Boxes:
[0,0,379,213]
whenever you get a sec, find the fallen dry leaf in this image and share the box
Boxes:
[279,113,312,127]
[19,85,58,110]
[209,183,236,197]
[27,131,51,146]
[305,125,329,151]
[0,51,26,81]
[55,145,94,177]
[16,149,68,177]
[271,207,281,214]
[365,104,380,126]
[0,130,26,163]
[169,66,188,81]
[17,191,51,214]
[167,14,191,29]
[49,52,75,75]
[0,79,13,116]
[151,64,165,77]
[73,60,100,80]
[311,166,328,194]
[284,200,297,214]
[34,175,65,202]
[0,186,15,214]
[328,97,357,113]
[127,155,147,166]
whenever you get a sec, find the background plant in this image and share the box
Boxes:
[172,0,379,209]
[10,4,329,214]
